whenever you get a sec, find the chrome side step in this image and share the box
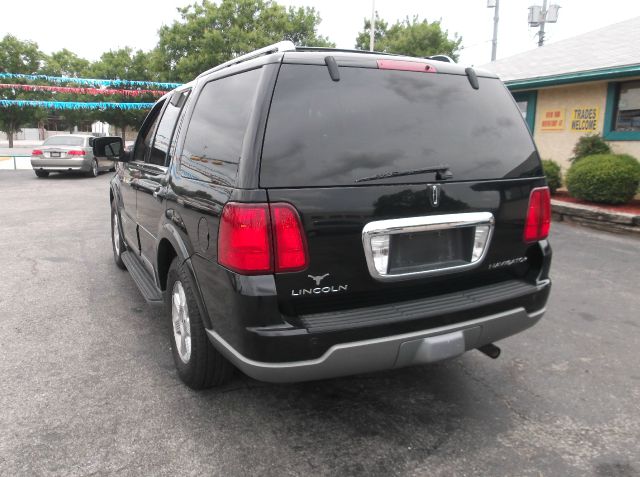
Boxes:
[121,251,164,305]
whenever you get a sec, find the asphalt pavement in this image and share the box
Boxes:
[0,170,639,476]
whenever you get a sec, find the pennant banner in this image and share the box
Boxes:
[0,73,181,89]
[0,99,154,110]
[0,83,165,97]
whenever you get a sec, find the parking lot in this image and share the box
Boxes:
[0,170,639,476]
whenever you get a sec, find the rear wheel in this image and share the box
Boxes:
[88,159,99,177]
[166,257,234,389]
[34,170,49,178]
[111,201,126,270]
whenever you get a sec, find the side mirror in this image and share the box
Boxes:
[93,136,127,162]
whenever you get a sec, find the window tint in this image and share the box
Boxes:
[148,90,190,166]
[179,68,261,185]
[261,65,541,187]
[134,102,164,162]
[614,80,640,132]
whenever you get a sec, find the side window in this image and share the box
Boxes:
[133,101,164,162]
[179,68,261,185]
[148,89,191,166]
[613,80,640,132]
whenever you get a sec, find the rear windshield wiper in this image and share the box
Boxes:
[355,165,453,183]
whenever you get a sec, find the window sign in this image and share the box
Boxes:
[541,109,564,130]
[570,107,599,132]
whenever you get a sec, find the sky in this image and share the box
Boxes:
[1,0,639,69]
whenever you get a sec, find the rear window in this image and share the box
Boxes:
[260,65,541,187]
[44,136,85,146]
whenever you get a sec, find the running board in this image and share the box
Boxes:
[121,251,164,305]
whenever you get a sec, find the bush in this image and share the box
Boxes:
[570,134,611,163]
[541,159,562,194]
[566,154,640,204]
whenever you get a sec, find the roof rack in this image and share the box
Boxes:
[295,46,397,57]
[196,41,296,78]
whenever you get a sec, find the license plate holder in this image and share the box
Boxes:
[362,212,495,281]
[388,227,474,274]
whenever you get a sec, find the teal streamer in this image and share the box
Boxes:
[0,72,180,89]
[0,99,154,110]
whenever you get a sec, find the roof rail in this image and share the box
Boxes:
[197,41,296,78]
[428,55,456,63]
[295,46,396,57]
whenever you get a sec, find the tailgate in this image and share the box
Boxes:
[267,179,546,317]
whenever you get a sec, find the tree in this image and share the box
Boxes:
[41,49,93,133]
[154,0,334,82]
[90,48,157,140]
[355,14,388,52]
[41,49,90,77]
[355,15,462,61]
[0,35,44,147]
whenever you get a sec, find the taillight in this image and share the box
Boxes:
[218,203,272,274]
[68,150,85,156]
[524,187,551,243]
[271,203,308,272]
[32,149,43,156]
[377,59,437,73]
[218,202,308,275]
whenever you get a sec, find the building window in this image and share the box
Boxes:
[604,81,640,141]
[512,91,537,133]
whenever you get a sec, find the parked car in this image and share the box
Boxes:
[31,134,115,178]
[93,42,552,389]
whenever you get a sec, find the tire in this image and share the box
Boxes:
[34,170,49,178]
[88,159,99,177]
[166,257,234,389]
[111,201,126,270]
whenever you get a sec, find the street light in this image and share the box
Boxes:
[528,1,561,46]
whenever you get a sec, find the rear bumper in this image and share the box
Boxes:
[31,158,92,171]
[207,306,545,383]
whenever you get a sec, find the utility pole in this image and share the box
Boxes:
[528,1,560,47]
[490,0,500,61]
[369,0,375,51]
[538,0,548,46]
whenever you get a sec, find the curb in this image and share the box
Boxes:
[551,199,640,235]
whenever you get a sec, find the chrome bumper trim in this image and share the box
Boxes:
[361,212,495,282]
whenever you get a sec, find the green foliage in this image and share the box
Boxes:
[0,35,46,147]
[89,48,157,138]
[354,14,389,52]
[155,0,334,82]
[42,49,94,132]
[541,159,562,194]
[566,154,640,204]
[41,49,90,77]
[355,14,461,61]
[570,134,611,163]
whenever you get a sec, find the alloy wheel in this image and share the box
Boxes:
[171,280,191,363]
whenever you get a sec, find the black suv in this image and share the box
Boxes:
[94,42,552,389]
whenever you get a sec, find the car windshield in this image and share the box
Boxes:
[44,136,85,146]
